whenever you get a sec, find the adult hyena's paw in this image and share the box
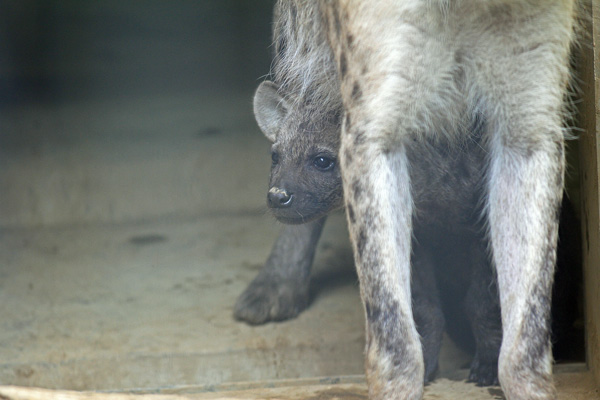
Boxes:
[233,273,309,325]
[467,355,499,387]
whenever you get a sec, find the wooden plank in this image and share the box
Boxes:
[0,372,600,400]
[0,369,597,400]
[578,0,600,387]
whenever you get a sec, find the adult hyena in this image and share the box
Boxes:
[246,1,579,399]
[321,1,578,399]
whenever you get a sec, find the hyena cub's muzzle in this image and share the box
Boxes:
[268,186,294,208]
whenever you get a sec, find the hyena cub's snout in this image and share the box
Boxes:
[254,81,343,224]
[267,186,293,208]
[266,146,341,224]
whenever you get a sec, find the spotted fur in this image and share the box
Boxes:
[245,1,580,399]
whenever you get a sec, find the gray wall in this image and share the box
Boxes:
[0,1,277,227]
[0,0,273,103]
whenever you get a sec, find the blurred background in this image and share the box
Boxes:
[0,1,271,102]
[0,0,274,226]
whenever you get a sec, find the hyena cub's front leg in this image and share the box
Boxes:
[411,241,445,383]
[234,218,325,324]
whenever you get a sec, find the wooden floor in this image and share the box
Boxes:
[0,367,597,400]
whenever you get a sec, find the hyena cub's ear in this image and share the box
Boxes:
[253,81,289,142]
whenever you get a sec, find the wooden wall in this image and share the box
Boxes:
[578,0,600,387]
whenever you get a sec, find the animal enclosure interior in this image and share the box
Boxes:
[0,1,598,399]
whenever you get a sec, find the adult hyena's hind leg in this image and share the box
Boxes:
[485,96,563,400]
[476,3,576,398]
[319,2,462,398]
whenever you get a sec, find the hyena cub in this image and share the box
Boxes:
[241,1,580,399]
[235,77,502,385]
[234,80,344,325]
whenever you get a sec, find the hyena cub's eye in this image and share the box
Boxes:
[271,151,280,165]
[313,155,335,171]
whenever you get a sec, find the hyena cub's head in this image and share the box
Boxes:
[253,80,343,224]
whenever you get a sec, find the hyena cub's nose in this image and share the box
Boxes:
[268,187,293,208]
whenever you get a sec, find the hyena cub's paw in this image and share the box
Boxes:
[467,355,499,387]
[233,272,309,325]
[423,353,440,384]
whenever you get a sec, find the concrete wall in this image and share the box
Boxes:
[0,1,275,228]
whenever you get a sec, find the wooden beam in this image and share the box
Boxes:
[578,0,600,387]
[0,371,597,400]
